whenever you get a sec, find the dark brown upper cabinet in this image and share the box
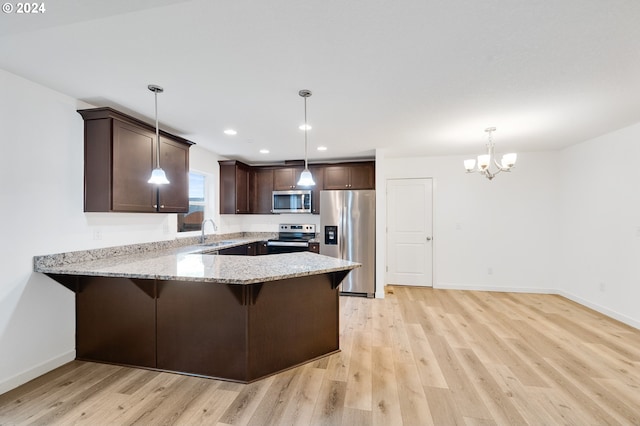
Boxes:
[219,160,251,214]
[79,107,194,213]
[273,167,305,190]
[309,165,324,214]
[250,168,274,214]
[323,162,375,190]
[218,160,374,215]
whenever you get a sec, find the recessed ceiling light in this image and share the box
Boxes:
[298,124,312,131]
[259,149,270,154]
[317,146,327,151]
[223,129,237,135]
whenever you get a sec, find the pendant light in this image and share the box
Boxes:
[147,84,170,185]
[297,89,315,186]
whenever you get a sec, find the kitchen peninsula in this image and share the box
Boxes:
[34,239,359,383]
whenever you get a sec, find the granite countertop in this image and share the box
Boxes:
[33,237,360,285]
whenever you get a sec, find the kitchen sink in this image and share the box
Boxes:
[200,239,243,247]
[199,249,219,255]
[201,241,226,248]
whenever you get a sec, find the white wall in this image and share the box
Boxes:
[558,123,640,328]
[374,149,387,298]
[0,69,221,394]
[220,213,320,234]
[385,151,560,293]
[385,135,640,328]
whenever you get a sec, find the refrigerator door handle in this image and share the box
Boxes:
[340,198,346,260]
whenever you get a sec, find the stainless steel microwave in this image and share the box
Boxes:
[272,190,312,213]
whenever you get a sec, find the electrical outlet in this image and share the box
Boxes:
[93,230,102,240]
[487,267,493,275]
[599,282,606,292]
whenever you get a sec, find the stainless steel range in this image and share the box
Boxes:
[267,224,316,254]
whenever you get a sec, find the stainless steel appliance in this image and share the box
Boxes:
[272,190,312,214]
[320,190,375,297]
[267,223,316,254]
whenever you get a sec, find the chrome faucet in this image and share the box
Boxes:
[200,218,218,243]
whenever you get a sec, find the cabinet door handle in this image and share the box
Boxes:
[153,204,158,208]
[160,205,165,208]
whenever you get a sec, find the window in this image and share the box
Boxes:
[178,172,206,232]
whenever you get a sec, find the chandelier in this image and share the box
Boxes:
[463,127,517,181]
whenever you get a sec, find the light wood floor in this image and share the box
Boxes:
[1,286,640,425]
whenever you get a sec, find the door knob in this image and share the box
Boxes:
[426,236,432,241]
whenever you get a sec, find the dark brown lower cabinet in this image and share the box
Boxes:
[156,281,248,380]
[157,275,339,381]
[217,243,257,256]
[76,277,156,368]
[55,271,344,383]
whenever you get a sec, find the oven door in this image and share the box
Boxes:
[266,241,310,254]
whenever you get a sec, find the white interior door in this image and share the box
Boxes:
[387,178,433,287]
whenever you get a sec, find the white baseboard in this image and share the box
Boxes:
[435,282,556,294]
[435,282,639,330]
[0,350,75,396]
[557,290,640,330]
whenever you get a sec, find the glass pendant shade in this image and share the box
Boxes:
[148,167,170,184]
[478,154,491,170]
[464,159,476,171]
[502,153,517,168]
[297,168,315,186]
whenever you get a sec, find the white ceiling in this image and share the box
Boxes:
[2,0,640,164]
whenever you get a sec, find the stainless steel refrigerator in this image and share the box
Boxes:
[320,190,375,297]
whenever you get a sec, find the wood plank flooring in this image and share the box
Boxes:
[1,286,639,425]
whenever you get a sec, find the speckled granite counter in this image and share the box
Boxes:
[36,237,358,382]
[34,234,358,284]
[33,233,269,270]
[35,242,357,284]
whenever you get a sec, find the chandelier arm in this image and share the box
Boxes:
[492,158,509,172]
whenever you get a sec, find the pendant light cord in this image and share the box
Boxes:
[304,96,308,169]
[154,90,160,168]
